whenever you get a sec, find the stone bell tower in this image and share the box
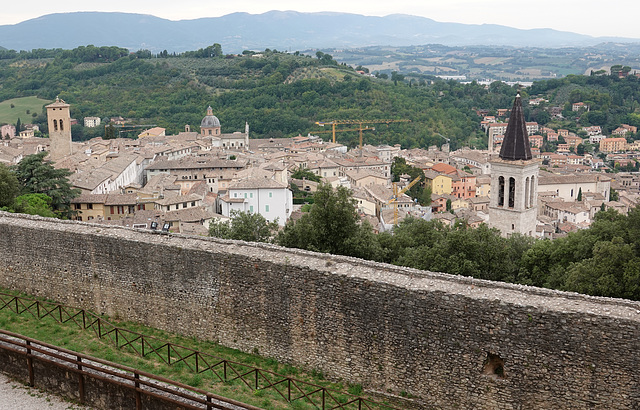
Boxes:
[489,93,539,237]
[46,97,72,162]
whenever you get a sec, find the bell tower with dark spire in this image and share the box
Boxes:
[489,92,539,237]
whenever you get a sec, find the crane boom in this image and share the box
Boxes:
[315,119,410,146]
[388,176,421,225]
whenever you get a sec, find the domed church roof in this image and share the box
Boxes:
[200,106,220,128]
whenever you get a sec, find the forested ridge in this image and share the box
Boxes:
[0,45,514,148]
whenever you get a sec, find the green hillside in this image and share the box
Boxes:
[0,96,51,125]
[0,45,510,148]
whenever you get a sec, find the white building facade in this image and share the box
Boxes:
[220,177,293,226]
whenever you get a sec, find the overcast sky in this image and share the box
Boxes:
[2,1,639,39]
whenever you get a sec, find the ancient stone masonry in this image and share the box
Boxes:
[0,211,639,408]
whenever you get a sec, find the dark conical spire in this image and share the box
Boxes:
[499,92,532,161]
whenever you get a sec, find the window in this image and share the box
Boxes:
[244,193,247,198]
[508,178,515,208]
[191,201,195,206]
[250,193,253,198]
[265,204,270,212]
[74,204,81,210]
[249,205,254,213]
[110,206,115,215]
[269,192,273,198]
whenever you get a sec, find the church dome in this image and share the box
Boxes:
[200,106,220,128]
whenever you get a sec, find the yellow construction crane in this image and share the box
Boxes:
[388,176,421,226]
[315,119,411,148]
[313,125,375,144]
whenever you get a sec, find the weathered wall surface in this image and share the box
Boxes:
[0,212,639,409]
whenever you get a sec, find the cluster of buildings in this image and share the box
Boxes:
[1,94,638,239]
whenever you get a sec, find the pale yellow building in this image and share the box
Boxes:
[424,170,453,195]
[599,137,627,153]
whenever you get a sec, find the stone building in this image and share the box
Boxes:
[489,93,539,237]
[46,97,72,161]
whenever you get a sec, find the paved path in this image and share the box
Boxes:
[0,373,90,410]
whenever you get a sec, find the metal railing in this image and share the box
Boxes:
[0,328,259,409]
[0,292,400,410]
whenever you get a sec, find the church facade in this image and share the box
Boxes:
[200,106,249,150]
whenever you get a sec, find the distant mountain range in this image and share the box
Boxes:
[1,11,638,53]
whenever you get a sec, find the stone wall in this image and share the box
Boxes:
[0,211,639,408]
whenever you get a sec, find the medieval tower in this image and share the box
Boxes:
[489,93,539,237]
[46,97,72,161]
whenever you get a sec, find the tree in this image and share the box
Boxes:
[291,166,321,183]
[577,187,582,202]
[13,193,56,217]
[12,152,80,218]
[208,211,278,243]
[277,183,381,259]
[420,184,432,206]
[610,187,619,202]
[104,124,116,140]
[0,164,19,209]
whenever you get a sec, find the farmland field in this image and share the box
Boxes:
[0,96,51,125]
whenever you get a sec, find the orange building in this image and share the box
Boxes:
[451,170,477,199]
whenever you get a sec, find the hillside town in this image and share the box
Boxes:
[1,95,638,239]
